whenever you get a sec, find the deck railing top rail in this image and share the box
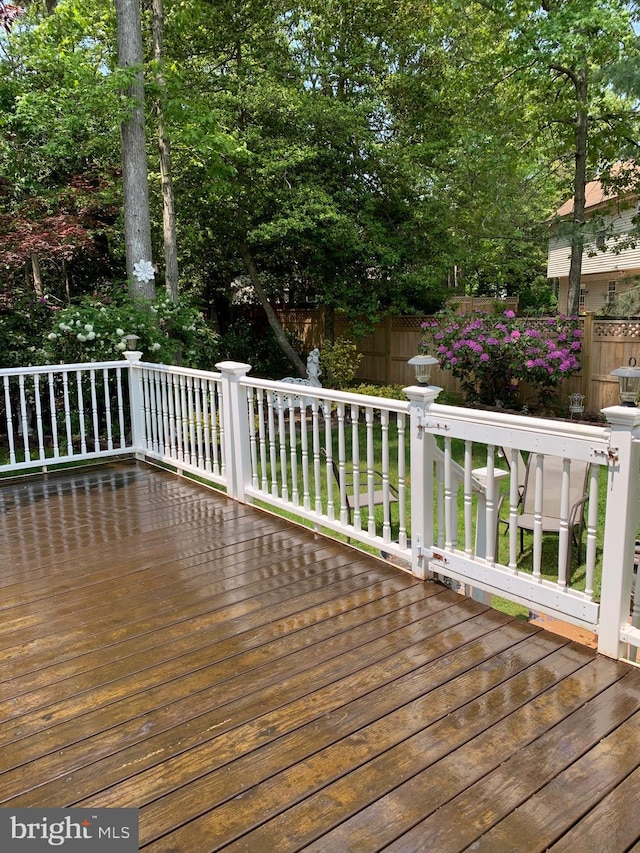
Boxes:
[0,360,128,377]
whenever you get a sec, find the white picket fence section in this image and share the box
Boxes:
[2,353,640,663]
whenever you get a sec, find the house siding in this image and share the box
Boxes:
[548,207,640,278]
[548,200,640,313]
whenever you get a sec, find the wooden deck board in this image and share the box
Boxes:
[1,461,640,851]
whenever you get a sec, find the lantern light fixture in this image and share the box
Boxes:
[408,354,438,386]
[610,357,640,407]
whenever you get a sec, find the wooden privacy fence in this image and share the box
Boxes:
[276,308,640,414]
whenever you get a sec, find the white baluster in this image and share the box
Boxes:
[267,390,277,498]
[4,375,16,465]
[464,440,473,555]
[248,387,259,488]
[277,395,288,502]
[584,464,600,599]
[76,370,87,455]
[142,369,153,454]
[18,374,31,461]
[508,447,520,572]
[381,409,391,543]
[397,411,407,549]
[209,379,220,477]
[62,371,73,454]
[194,377,204,467]
[90,368,100,452]
[532,453,544,580]
[312,401,322,517]
[288,397,299,506]
[200,377,211,471]
[103,369,114,451]
[351,404,362,533]
[365,406,376,537]
[257,389,268,491]
[444,436,453,549]
[33,373,45,460]
[325,404,335,521]
[179,373,188,463]
[167,373,178,459]
[556,457,571,589]
[115,367,126,449]
[337,402,348,526]
[159,372,170,458]
[48,371,59,458]
[187,375,196,465]
[300,399,310,511]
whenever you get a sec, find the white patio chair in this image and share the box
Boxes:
[516,453,591,569]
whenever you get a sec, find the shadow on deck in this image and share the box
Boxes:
[1,461,640,852]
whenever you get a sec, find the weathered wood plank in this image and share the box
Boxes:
[135,628,565,849]
[215,650,623,853]
[2,462,640,853]
[467,707,640,852]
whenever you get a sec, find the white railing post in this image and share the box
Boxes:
[404,384,442,579]
[597,406,640,658]
[216,361,252,502]
[123,349,145,455]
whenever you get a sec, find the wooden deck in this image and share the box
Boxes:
[2,461,640,852]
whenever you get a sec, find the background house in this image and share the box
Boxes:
[547,178,640,314]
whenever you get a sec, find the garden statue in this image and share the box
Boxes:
[307,348,322,386]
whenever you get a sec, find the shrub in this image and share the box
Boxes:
[319,338,363,390]
[42,293,221,369]
[0,290,56,367]
[421,310,582,408]
[349,384,407,401]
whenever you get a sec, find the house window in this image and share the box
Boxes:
[579,287,586,310]
[592,215,606,249]
[608,280,617,297]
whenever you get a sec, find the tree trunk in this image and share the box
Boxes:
[567,66,588,317]
[239,244,307,377]
[115,0,155,301]
[152,0,179,303]
[31,253,43,296]
[62,259,71,302]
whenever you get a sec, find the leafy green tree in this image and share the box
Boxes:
[0,0,124,297]
[497,0,640,315]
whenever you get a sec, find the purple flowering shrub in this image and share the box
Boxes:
[421,310,582,407]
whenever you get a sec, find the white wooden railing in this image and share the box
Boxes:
[2,354,640,663]
[0,361,133,471]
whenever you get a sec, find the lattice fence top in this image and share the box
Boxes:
[391,317,425,328]
[594,319,640,338]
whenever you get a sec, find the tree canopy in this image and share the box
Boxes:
[0,0,638,360]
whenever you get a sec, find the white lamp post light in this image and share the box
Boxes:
[611,358,640,407]
[408,354,438,386]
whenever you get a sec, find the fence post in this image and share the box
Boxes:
[404,384,442,579]
[123,349,145,456]
[216,361,252,502]
[597,405,640,658]
[581,312,594,407]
